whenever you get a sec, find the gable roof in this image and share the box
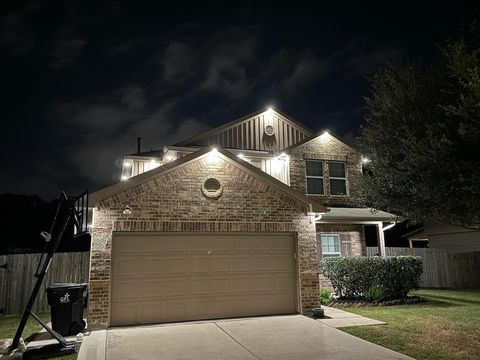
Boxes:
[175,108,313,148]
[90,146,327,213]
[280,130,361,155]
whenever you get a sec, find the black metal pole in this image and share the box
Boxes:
[9,192,75,351]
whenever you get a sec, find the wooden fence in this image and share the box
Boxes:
[367,247,480,288]
[0,252,90,315]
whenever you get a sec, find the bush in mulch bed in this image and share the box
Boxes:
[327,296,424,308]
[321,256,423,300]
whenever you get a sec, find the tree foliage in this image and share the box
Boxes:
[358,32,480,229]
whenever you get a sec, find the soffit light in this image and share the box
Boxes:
[319,131,329,141]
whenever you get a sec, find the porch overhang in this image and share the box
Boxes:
[316,207,399,224]
[316,207,400,257]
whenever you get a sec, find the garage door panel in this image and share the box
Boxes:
[233,277,253,292]
[165,280,188,297]
[189,256,210,273]
[113,236,139,253]
[210,257,232,272]
[211,278,232,294]
[111,233,297,326]
[112,280,138,300]
[140,237,165,252]
[190,279,210,295]
[164,237,189,252]
[233,257,252,272]
[139,258,164,275]
[112,257,138,276]
[138,279,163,298]
[111,301,137,325]
[165,257,188,273]
[189,237,210,251]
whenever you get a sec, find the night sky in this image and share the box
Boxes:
[1,1,477,200]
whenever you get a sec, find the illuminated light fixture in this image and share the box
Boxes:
[121,175,128,181]
[150,159,157,164]
[122,205,131,215]
[165,155,173,161]
[207,148,219,164]
[124,161,132,167]
[319,131,329,141]
[362,157,371,164]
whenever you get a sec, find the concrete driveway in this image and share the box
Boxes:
[80,315,412,360]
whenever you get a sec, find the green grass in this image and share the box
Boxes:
[0,312,77,359]
[340,289,480,360]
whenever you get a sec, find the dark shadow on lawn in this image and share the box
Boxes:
[419,294,480,306]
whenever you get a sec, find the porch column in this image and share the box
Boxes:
[376,222,386,256]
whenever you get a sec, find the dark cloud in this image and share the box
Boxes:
[1,1,476,198]
[49,37,87,68]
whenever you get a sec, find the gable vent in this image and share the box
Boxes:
[204,178,221,192]
[265,125,275,136]
[202,177,223,198]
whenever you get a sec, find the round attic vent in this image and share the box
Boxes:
[265,125,275,136]
[201,177,223,198]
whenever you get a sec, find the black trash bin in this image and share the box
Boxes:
[46,283,88,336]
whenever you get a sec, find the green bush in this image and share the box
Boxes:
[321,256,423,300]
[320,288,331,305]
[364,286,386,302]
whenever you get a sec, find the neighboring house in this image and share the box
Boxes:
[404,221,480,253]
[87,108,397,328]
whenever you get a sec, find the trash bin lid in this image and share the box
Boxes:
[47,283,85,290]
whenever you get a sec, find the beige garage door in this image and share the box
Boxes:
[110,232,297,326]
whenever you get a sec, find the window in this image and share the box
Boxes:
[320,234,341,257]
[328,161,347,195]
[305,160,324,195]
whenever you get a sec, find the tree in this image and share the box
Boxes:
[357,34,480,229]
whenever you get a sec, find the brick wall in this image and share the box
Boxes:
[316,223,366,291]
[289,135,362,206]
[88,155,321,327]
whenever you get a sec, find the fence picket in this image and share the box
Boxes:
[0,252,90,315]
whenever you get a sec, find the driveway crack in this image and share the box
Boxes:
[214,322,261,360]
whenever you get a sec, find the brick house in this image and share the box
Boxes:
[87,108,396,328]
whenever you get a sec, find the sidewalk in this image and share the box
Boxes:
[317,306,386,328]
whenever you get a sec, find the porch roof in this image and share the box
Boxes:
[318,207,399,223]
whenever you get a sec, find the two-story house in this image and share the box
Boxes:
[87,108,397,328]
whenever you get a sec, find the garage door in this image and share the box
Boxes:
[110,232,297,326]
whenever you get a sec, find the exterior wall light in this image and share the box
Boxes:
[207,148,219,164]
[121,175,128,181]
[124,161,132,167]
[319,131,329,141]
[122,205,131,215]
[362,157,371,164]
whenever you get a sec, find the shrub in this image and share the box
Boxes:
[320,288,331,305]
[321,256,423,300]
[364,286,386,302]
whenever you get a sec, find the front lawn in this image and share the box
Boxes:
[340,289,480,360]
[0,312,77,359]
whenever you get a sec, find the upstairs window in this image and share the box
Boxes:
[305,160,324,195]
[320,234,341,257]
[328,161,347,195]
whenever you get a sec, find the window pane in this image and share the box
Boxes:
[306,160,323,176]
[328,162,345,178]
[321,234,340,256]
[307,178,324,194]
[330,179,346,195]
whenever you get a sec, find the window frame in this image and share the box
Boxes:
[319,233,341,257]
[305,159,324,195]
[327,161,348,197]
